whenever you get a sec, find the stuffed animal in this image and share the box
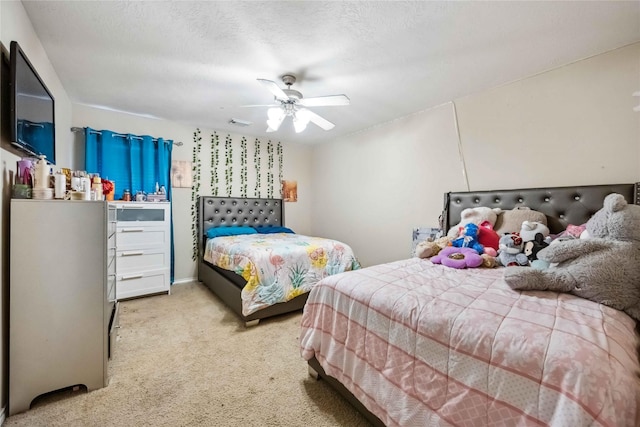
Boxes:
[415,236,453,259]
[451,223,484,254]
[447,207,502,238]
[496,233,529,266]
[477,220,500,252]
[495,207,547,235]
[431,246,483,269]
[519,221,550,243]
[523,233,550,270]
[480,253,497,268]
[504,193,640,321]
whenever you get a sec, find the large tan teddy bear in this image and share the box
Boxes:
[504,193,640,321]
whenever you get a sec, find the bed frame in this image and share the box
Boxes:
[198,196,308,327]
[309,182,639,426]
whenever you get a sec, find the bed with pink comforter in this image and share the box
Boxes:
[300,257,640,426]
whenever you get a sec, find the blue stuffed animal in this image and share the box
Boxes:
[451,223,484,254]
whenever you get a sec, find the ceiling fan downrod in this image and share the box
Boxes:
[280,74,303,101]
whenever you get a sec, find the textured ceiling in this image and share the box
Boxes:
[21,1,640,144]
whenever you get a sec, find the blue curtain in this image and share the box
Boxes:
[85,127,174,282]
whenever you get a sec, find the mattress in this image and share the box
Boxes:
[300,258,640,426]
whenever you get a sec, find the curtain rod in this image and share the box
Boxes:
[70,127,183,146]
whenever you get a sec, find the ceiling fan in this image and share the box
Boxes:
[244,74,350,133]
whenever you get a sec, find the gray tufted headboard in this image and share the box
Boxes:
[198,196,284,253]
[443,183,640,235]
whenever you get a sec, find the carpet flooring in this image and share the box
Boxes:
[4,282,371,426]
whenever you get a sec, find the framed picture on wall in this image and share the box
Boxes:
[282,180,297,202]
[171,160,193,188]
[411,227,443,257]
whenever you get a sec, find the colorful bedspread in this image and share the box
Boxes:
[300,258,640,426]
[204,233,360,316]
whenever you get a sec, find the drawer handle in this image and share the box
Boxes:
[121,229,144,233]
[121,206,145,209]
[121,251,144,257]
[121,274,143,281]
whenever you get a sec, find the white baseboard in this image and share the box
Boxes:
[171,277,198,285]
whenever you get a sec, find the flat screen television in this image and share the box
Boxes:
[10,40,56,164]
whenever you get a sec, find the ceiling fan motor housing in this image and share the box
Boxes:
[281,74,297,86]
[283,89,302,100]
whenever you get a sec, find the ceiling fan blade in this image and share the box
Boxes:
[257,79,289,101]
[239,104,279,108]
[302,108,335,131]
[298,94,350,107]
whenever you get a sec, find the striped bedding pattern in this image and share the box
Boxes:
[300,258,640,426]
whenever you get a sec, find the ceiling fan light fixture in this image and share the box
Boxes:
[267,119,282,131]
[266,107,286,131]
[267,107,285,121]
[293,118,307,133]
[252,74,347,134]
[293,110,310,133]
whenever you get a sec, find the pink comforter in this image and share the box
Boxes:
[300,258,640,426]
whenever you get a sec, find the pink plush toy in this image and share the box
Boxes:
[431,246,484,269]
[477,220,500,251]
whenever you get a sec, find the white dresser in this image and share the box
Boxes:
[111,202,171,300]
[10,200,118,415]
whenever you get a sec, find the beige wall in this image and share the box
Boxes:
[310,104,465,267]
[456,42,640,191]
[310,43,640,267]
[72,104,313,283]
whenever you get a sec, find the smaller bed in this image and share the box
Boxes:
[198,196,359,326]
[301,183,640,426]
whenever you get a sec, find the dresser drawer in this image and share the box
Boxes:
[116,227,168,249]
[116,269,169,300]
[116,248,168,274]
[112,202,170,227]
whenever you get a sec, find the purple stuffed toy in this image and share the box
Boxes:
[431,246,484,269]
[451,223,485,254]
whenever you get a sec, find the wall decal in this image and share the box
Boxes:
[171,160,193,188]
[282,180,297,202]
[211,131,220,196]
[224,134,233,196]
[267,140,274,198]
[240,136,248,198]
[254,138,261,197]
[191,128,202,261]
[277,142,283,197]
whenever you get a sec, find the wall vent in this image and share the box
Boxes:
[229,118,252,127]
